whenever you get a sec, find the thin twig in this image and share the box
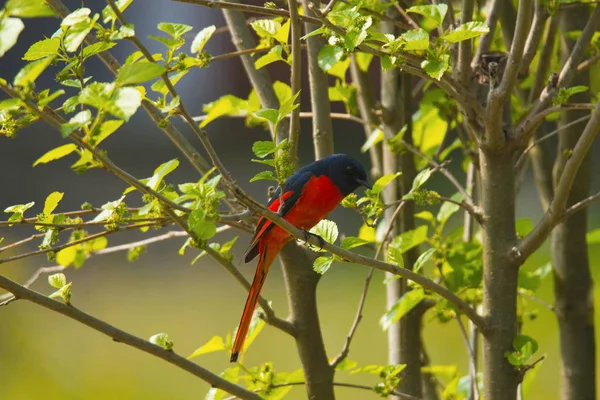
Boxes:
[577,53,600,72]
[517,103,595,139]
[330,201,406,368]
[287,0,302,161]
[0,275,261,400]
[472,0,502,68]
[562,192,600,221]
[518,289,556,312]
[392,2,419,29]
[267,381,421,400]
[456,0,475,86]
[321,0,339,15]
[0,234,45,254]
[519,0,549,76]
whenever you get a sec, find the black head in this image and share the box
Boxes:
[307,154,372,196]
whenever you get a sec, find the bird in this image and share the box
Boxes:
[230,153,372,362]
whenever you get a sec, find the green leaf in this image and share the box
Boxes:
[252,141,276,158]
[149,333,174,350]
[309,219,339,247]
[158,22,192,38]
[340,236,370,250]
[355,52,373,71]
[255,45,285,69]
[414,248,435,272]
[278,90,301,119]
[117,62,166,84]
[318,45,344,72]
[101,0,133,23]
[254,108,279,125]
[442,21,490,43]
[518,262,552,292]
[48,272,67,289]
[386,245,404,268]
[82,41,116,59]
[250,19,281,38]
[110,24,135,41]
[95,120,123,145]
[43,192,64,215]
[6,0,55,17]
[421,54,450,80]
[372,172,401,195]
[188,336,225,358]
[389,226,428,254]
[515,218,534,238]
[313,256,334,274]
[361,128,383,153]
[553,85,589,106]
[4,201,35,219]
[60,109,92,137]
[250,170,277,182]
[190,25,216,54]
[199,93,245,127]
[79,83,142,121]
[147,159,179,190]
[23,37,60,60]
[56,246,76,267]
[407,4,448,27]
[188,209,217,240]
[111,86,142,120]
[13,56,54,86]
[62,10,98,53]
[437,193,464,224]
[335,359,358,371]
[506,335,538,366]
[380,288,425,330]
[401,29,429,50]
[411,168,432,191]
[34,144,78,166]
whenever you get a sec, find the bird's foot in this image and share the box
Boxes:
[301,229,325,250]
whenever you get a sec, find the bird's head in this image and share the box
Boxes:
[322,154,372,196]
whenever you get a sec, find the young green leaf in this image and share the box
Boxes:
[0,18,25,57]
[318,45,344,72]
[43,191,64,216]
[190,25,216,54]
[199,93,245,127]
[146,159,179,190]
[414,248,435,272]
[158,22,192,38]
[33,144,78,166]
[101,0,133,23]
[81,41,116,60]
[13,56,55,87]
[386,245,404,268]
[95,120,124,145]
[22,37,60,60]
[361,128,383,153]
[254,108,279,125]
[6,0,56,18]
[421,54,450,80]
[552,85,589,106]
[411,168,432,191]
[4,202,35,222]
[506,335,538,366]
[401,29,430,50]
[380,288,425,330]
[340,236,370,250]
[250,19,281,38]
[309,219,339,249]
[437,193,464,224]
[188,209,217,240]
[250,170,277,182]
[255,45,285,69]
[313,256,334,274]
[372,172,401,195]
[60,109,92,137]
[150,333,174,350]
[117,63,166,85]
[188,336,226,358]
[389,225,428,254]
[252,141,276,158]
[407,4,448,27]
[48,272,67,289]
[63,10,98,53]
[442,21,490,43]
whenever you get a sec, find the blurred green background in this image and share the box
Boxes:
[1,1,600,399]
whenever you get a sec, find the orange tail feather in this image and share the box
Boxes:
[231,241,274,362]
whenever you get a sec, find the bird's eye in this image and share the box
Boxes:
[345,165,354,174]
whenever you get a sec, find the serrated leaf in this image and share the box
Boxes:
[309,219,339,248]
[372,172,401,195]
[254,108,279,125]
[23,37,60,60]
[414,248,435,272]
[95,120,123,145]
[389,225,428,254]
[341,236,370,250]
[386,245,404,268]
[252,141,276,158]
[33,144,78,166]
[118,62,166,84]
[81,41,116,59]
[48,272,67,288]
[63,12,98,53]
[43,192,63,215]
[188,336,225,358]
[147,159,179,190]
[60,109,91,137]
[199,93,245,127]
[255,45,285,69]
[361,128,383,153]
[421,54,450,81]
[407,4,448,27]
[0,17,25,57]
[313,256,334,274]
[380,288,425,330]
[442,21,489,43]
[318,45,344,72]
[250,170,277,182]
[158,22,192,38]
[101,0,133,23]
[191,25,216,54]
[250,19,281,38]
[188,209,217,240]
[150,333,174,350]
[13,56,54,87]
[111,86,142,121]
[401,28,429,50]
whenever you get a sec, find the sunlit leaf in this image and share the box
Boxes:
[341,236,370,250]
[313,256,334,274]
[188,336,226,358]
[150,332,174,350]
[190,25,216,54]
[442,21,489,43]
[48,272,67,289]
[6,0,55,18]
[158,22,192,38]
[43,191,64,216]
[361,128,383,153]
[407,4,448,27]
[380,288,425,330]
[401,28,429,50]
[33,144,78,166]
[252,141,276,158]
[372,172,401,195]
[414,248,435,272]
[22,37,60,60]
[13,56,54,86]
[389,225,428,254]
[318,45,344,72]
[421,54,450,80]
[117,62,166,84]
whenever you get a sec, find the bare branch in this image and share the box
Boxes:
[517,103,596,139]
[287,0,302,161]
[0,275,261,400]
[267,381,421,400]
[516,99,600,262]
[472,0,502,68]
[519,0,549,77]
[0,234,45,254]
[456,0,475,86]
[562,191,600,221]
[321,0,339,15]
[528,14,560,102]
[392,2,420,29]
[577,53,600,72]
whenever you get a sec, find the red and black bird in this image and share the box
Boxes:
[231,154,371,362]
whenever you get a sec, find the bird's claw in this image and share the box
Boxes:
[301,229,325,250]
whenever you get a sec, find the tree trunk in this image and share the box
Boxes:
[279,244,335,400]
[480,149,519,400]
[549,8,596,400]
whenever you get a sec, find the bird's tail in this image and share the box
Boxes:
[230,240,274,362]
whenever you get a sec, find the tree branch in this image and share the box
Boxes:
[287,0,302,161]
[456,0,475,86]
[472,0,502,68]
[0,275,261,400]
[519,0,549,77]
[516,98,600,262]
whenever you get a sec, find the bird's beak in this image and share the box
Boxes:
[357,178,372,190]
